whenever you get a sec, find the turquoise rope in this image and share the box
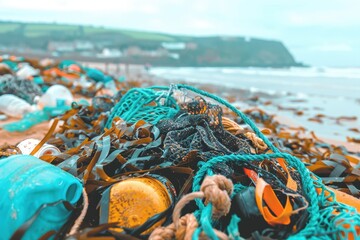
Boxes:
[192,154,360,239]
[106,87,179,128]
[192,228,203,240]
[227,215,242,240]
[231,183,247,198]
[149,84,284,238]
[192,153,320,238]
[148,84,359,239]
[200,204,218,240]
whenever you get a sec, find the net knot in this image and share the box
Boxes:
[200,175,233,219]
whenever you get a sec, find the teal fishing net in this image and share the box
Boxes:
[3,83,357,239]
[106,84,360,239]
[2,110,50,132]
[2,106,71,132]
[170,84,360,240]
[105,87,180,128]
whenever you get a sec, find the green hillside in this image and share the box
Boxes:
[0,21,302,67]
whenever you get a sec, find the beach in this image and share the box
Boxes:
[1,57,359,240]
[1,1,360,237]
[151,67,360,141]
[1,63,359,153]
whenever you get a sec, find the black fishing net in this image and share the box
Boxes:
[0,74,43,104]
[157,112,251,165]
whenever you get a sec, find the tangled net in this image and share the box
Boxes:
[1,84,359,240]
[0,74,43,104]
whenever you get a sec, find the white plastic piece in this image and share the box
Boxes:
[16,64,40,79]
[38,84,73,109]
[0,94,33,118]
[73,75,93,88]
[39,58,55,68]
[17,138,60,157]
[104,80,118,95]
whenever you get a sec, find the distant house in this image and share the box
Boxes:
[74,41,94,51]
[97,48,122,58]
[245,37,252,42]
[124,46,143,56]
[47,41,75,52]
[161,42,186,50]
[124,46,168,57]
[186,42,197,50]
[145,48,168,57]
[169,53,180,59]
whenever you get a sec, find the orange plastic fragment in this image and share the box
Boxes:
[43,67,80,80]
[255,178,293,226]
[244,168,294,226]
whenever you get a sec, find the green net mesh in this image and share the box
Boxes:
[2,110,49,132]
[105,88,180,128]
[192,153,360,240]
[169,84,360,240]
[2,106,71,132]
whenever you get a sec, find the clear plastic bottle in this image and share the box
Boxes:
[0,94,34,118]
[37,84,73,109]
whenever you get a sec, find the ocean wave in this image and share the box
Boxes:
[153,67,360,79]
[150,66,360,99]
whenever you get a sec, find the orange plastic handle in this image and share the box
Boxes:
[255,177,293,226]
[244,158,298,192]
[243,167,294,226]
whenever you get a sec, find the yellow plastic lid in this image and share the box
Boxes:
[100,175,175,234]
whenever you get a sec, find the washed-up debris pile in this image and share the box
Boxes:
[0,56,359,240]
[0,55,130,132]
[0,57,360,240]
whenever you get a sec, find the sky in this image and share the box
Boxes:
[0,0,359,67]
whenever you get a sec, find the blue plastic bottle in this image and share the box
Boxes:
[0,155,82,240]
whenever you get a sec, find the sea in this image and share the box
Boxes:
[150,67,360,142]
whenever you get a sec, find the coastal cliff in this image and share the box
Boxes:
[0,21,302,67]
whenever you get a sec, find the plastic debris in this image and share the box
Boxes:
[0,94,34,118]
[0,155,82,240]
[17,138,60,157]
[38,84,73,109]
[16,64,40,79]
[0,56,359,240]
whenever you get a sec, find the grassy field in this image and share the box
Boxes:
[120,30,174,41]
[0,23,19,33]
[24,24,80,37]
[0,21,175,41]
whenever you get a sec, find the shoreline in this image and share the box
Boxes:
[1,67,359,154]
[145,69,360,142]
[1,58,359,238]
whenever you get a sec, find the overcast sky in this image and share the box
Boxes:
[0,0,359,67]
